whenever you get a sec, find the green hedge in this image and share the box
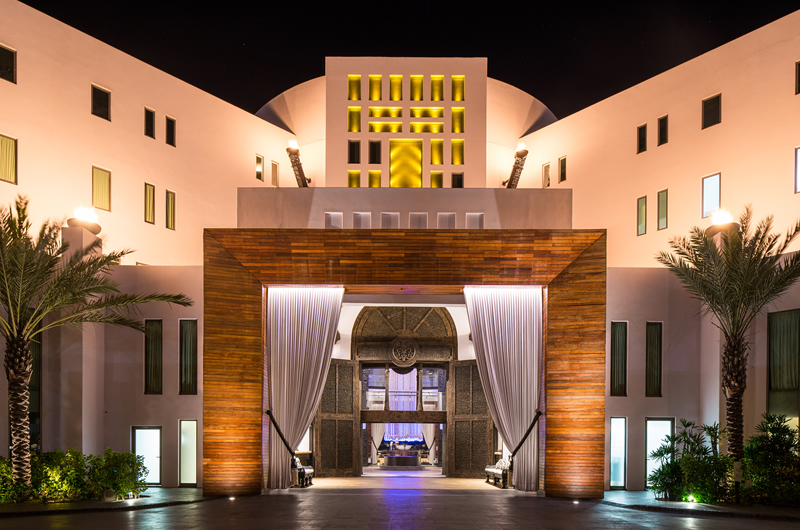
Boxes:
[0,448,148,503]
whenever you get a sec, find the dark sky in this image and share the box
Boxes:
[20,1,800,118]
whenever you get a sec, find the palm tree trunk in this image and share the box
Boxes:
[3,337,33,485]
[721,337,748,461]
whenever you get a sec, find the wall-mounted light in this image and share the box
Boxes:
[503,142,528,189]
[66,206,101,235]
[707,209,739,237]
[286,140,310,187]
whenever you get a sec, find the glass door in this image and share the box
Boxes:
[133,426,162,485]
[179,420,197,486]
[645,418,674,486]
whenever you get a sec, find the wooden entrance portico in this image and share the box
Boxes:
[203,228,606,498]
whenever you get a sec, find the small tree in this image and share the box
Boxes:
[1,196,192,485]
[656,206,800,460]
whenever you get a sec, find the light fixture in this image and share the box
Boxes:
[503,142,528,189]
[286,141,310,187]
[229,496,235,500]
[66,206,101,235]
[706,209,739,237]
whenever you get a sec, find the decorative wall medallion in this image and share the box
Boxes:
[390,336,419,367]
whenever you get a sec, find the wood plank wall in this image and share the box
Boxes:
[544,234,607,499]
[203,232,264,496]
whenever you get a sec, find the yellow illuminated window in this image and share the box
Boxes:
[369,75,382,101]
[389,140,423,188]
[92,167,111,211]
[452,75,465,101]
[348,170,361,188]
[348,75,361,100]
[431,171,443,188]
[410,122,444,133]
[369,122,402,133]
[452,108,464,133]
[348,107,361,132]
[431,76,444,101]
[390,75,402,101]
[368,170,381,188]
[431,139,443,165]
[410,107,444,118]
[410,75,423,101]
[369,107,403,118]
[451,140,464,165]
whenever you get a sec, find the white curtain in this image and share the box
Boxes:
[266,286,344,489]
[370,423,385,464]
[422,423,436,452]
[464,286,542,491]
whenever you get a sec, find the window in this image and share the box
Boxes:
[610,322,627,396]
[558,156,567,182]
[451,140,464,165]
[368,170,381,188]
[795,147,800,194]
[369,141,381,164]
[466,212,484,229]
[431,139,443,165]
[646,322,662,397]
[369,75,381,101]
[431,76,444,101]
[144,320,162,394]
[452,75,465,101]
[271,161,279,186]
[430,171,443,188]
[702,173,720,218]
[179,420,198,486]
[410,75,423,101]
[702,94,721,129]
[542,163,550,188]
[609,417,626,489]
[658,115,668,146]
[144,183,155,224]
[91,85,110,120]
[347,170,360,187]
[92,167,111,211]
[0,44,16,83]
[166,117,176,146]
[452,108,464,133]
[166,190,176,230]
[144,108,155,138]
[180,320,198,395]
[768,310,799,428]
[390,75,402,101]
[348,107,361,133]
[796,62,800,95]
[637,124,647,154]
[348,141,360,164]
[451,173,464,188]
[657,190,668,230]
[256,154,264,181]
[348,75,361,101]
[637,196,646,236]
[0,134,17,184]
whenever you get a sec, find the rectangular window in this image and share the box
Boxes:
[410,75,423,101]
[610,322,627,396]
[430,171,443,188]
[451,173,464,188]
[368,170,381,188]
[451,139,464,165]
[431,75,444,101]
[657,190,668,230]
[144,320,162,394]
[180,320,198,395]
[0,44,15,83]
[91,85,110,120]
[658,115,668,146]
[637,124,647,154]
[431,139,443,165]
[702,94,721,129]
[768,310,799,429]
[179,420,198,486]
[795,147,800,194]
[542,163,550,188]
[369,107,403,118]
[0,134,17,184]
[144,183,155,224]
[369,141,381,164]
[271,161,279,186]
[609,417,626,489]
[92,167,111,211]
[369,122,402,133]
[347,170,361,187]
[348,140,360,164]
[166,117,176,146]
[646,418,675,485]
[348,107,361,133]
[166,190,176,230]
[410,122,444,133]
[348,75,361,101]
[702,173,720,218]
[558,156,567,182]
[637,196,646,236]
[256,154,264,181]
[144,108,155,138]
[410,107,443,118]
[390,75,402,101]
[369,75,382,101]
[452,75,465,101]
[796,62,799,95]
[646,322,663,397]
[451,108,464,133]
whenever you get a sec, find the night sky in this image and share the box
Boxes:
[20,1,800,118]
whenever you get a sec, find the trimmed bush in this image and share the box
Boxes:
[742,413,800,507]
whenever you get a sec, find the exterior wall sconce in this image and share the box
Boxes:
[66,206,101,235]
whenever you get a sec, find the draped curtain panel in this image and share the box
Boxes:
[179,320,198,395]
[464,286,542,491]
[371,423,385,463]
[422,423,436,451]
[385,368,423,442]
[769,310,799,392]
[645,322,662,397]
[266,286,344,489]
[610,322,627,396]
[144,320,162,395]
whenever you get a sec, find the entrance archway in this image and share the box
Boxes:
[202,228,607,498]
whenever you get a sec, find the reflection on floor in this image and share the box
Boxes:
[313,465,500,491]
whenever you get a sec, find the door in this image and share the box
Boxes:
[645,417,674,486]
[179,420,197,486]
[314,359,359,477]
[447,360,494,478]
[133,426,162,485]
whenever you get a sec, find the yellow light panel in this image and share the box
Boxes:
[348,170,361,188]
[451,139,464,165]
[369,75,382,101]
[431,75,444,101]
[369,107,403,118]
[390,139,422,188]
[431,171,443,188]
[410,75,423,101]
[431,139,443,165]
[410,107,444,118]
[452,75,465,101]
[390,75,402,101]
[348,107,361,132]
[410,122,444,133]
[452,108,464,133]
[348,75,361,100]
[369,122,403,133]
[368,170,382,188]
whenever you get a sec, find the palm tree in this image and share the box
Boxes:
[656,206,800,460]
[1,196,192,485]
